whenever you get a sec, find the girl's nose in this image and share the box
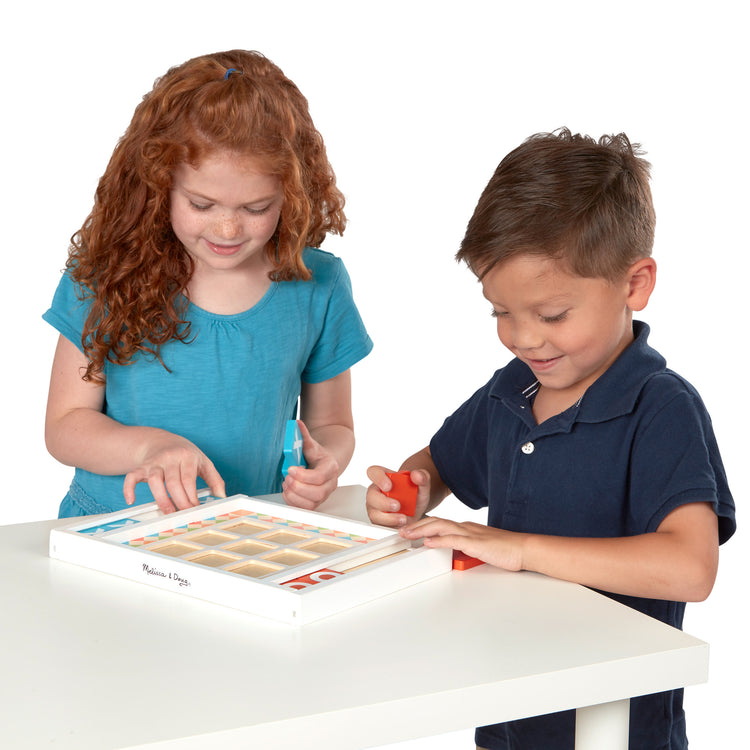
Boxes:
[214,213,242,240]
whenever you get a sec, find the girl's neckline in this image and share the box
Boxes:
[183,281,277,319]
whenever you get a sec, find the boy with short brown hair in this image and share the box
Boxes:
[367,129,735,749]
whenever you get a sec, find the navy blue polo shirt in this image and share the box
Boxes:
[430,321,736,750]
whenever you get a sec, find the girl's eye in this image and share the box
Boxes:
[245,205,271,216]
[490,309,509,319]
[188,202,271,215]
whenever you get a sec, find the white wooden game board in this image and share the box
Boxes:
[49,495,452,624]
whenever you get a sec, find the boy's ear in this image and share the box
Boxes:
[625,257,657,312]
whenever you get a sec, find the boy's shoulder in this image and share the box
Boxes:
[638,367,703,399]
[601,323,706,412]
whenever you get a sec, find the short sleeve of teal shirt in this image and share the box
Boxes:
[43,248,373,511]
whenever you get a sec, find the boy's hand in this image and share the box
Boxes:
[400,517,526,572]
[282,420,339,510]
[366,465,431,527]
[123,433,226,514]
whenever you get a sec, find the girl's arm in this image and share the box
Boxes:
[45,335,225,512]
[281,370,355,509]
[403,501,719,603]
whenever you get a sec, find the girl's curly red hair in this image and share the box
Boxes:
[68,50,346,381]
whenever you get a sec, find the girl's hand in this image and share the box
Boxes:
[281,420,339,510]
[122,433,226,514]
[365,465,432,527]
[400,517,526,572]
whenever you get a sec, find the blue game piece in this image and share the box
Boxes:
[282,420,307,478]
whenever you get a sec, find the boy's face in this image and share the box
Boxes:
[482,254,635,402]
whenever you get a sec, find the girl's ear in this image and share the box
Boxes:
[625,257,657,312]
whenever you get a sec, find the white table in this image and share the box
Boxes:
[0,486,708,749]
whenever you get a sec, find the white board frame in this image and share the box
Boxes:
[49,495,452,624]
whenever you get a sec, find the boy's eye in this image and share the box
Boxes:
[490,308,568,322]
[541,311,568,323]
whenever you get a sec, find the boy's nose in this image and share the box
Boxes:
[511,320,545,351]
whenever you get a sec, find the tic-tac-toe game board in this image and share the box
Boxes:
[49,495,452,624]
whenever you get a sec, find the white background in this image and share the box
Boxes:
[1,1,746,747]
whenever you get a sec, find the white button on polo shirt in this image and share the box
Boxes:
[521,441,535,455]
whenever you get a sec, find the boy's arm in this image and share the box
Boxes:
[282,370,355,509]
[45,334,225,511]
[403,501,719,602]
[522,501,719,601]
[366,446,451,527]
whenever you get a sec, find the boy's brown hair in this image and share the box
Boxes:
[457,128,656,281]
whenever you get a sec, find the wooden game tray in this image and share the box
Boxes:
[49,494,452,624]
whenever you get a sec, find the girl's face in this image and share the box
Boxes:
[170,152,283,277]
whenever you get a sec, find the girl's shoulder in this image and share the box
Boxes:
[302,247,343,278]
[43,270,92,352]
[45,269,92,318]
[298,247,356,297]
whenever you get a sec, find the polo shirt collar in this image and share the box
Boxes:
[490,321,667,425]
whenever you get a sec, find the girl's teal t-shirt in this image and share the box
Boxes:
[43,248,373,512]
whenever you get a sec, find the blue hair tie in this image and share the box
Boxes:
[224,68,240,80]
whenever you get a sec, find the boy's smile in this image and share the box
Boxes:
[482,254,639,414]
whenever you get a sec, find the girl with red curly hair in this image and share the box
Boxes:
[44,50,372,518]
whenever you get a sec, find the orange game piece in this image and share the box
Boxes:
[384,471,418,516]
[452,551,484,571]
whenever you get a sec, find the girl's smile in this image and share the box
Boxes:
[205,241,244,256]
